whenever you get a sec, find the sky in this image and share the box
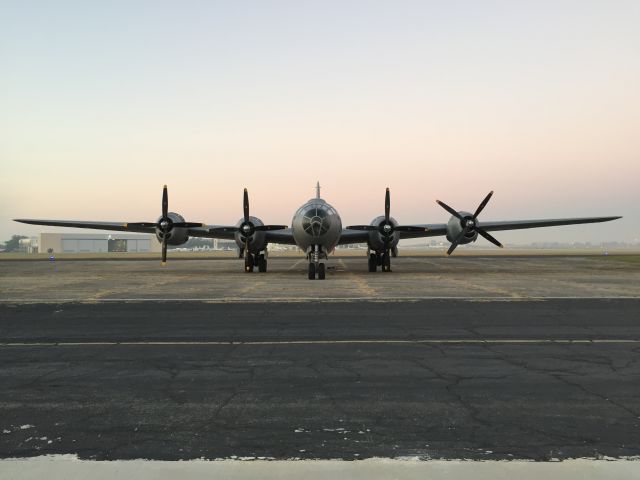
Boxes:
[1,1,639,246]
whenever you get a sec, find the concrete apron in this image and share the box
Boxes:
[1,457,639,480]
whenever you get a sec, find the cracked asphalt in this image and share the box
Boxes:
[1,299,639,460]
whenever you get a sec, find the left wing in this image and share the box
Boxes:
[397,216,622,238]
[473,216,622,232]
[338,216,621,246]
[338,226,446,245]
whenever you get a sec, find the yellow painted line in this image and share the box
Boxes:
[1,296,638,304]
[1,339,638,347]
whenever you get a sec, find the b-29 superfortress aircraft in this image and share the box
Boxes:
[15,183,621,280]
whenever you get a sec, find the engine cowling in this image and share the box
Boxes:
[367,215,400,252]
[234,216,268,253]
[445,211,478,245]
[155,212,189,246]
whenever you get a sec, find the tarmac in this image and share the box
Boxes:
[0,255,639,473]
[1,254,639,301]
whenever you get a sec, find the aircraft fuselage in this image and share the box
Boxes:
[291,197,342,255]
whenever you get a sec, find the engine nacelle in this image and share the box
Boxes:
[155,212,189,245]
[234,216,268,253]
[445,211,478,245]
[367,215,400,252]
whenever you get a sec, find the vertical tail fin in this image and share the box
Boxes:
[316,181,321,199]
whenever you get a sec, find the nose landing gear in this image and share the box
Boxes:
[308,245,326,280]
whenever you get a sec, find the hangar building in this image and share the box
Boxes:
[39,233,160,254]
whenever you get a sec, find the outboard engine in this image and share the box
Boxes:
[445,211,478,245]
[155,212,190,246]
[437,191,503,255]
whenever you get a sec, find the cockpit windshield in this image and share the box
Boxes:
[302,206,330,236]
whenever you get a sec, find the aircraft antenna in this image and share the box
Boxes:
[316,181,321,199]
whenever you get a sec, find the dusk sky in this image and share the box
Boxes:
[2,1,638,245]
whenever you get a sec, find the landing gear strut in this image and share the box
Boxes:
[381,250,391,272]
[308,245,326,280]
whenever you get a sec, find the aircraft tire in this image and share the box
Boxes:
[258,256,267,272]
[317,262,326,280]
[308,262,316,280]
[368,255,377,272]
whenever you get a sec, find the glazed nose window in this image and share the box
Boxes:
[302,207,330,236]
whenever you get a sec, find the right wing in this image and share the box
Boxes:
[13,219,241,241]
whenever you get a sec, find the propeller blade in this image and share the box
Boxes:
[447,231,466,256]
[254,225,288,231]
[345,225,378,231]
[477,227,503,248]
[243,188,250,223]
[385,188,390,222]
[125,222,157,228]
[173,222,205,228]
[473,191,494,219]
[395,226,429,232]
[162,185,168,219]
[209,227,240,234]
[244,237,250,262]
[436,200,464,220]
[161,238,167,265]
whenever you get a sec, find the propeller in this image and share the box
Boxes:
[436,191,503,256]
[125,185,204,265]
[346,188,428,268]
[208,189,287,264]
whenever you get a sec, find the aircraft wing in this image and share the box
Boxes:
[474,216,622,232]
[13,219,242,241]
[337,228,371,245]
[396,216,622,241]
[339,225,448,244]
[397,216,621,239]
[339,216,621,245]
[265,228,297,246]
[14,219,157,235]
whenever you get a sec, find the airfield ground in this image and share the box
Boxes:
[1,252,639,301]
[0,254,639,468]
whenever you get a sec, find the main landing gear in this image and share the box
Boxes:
[367,249,393,273]
[243,251,268,273]
[308,245,326,280]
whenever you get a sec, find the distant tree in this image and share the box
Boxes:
[2,235,28,252]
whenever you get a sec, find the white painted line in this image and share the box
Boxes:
[1,339,638,347]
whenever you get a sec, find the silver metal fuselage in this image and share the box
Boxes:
[291,198,342,253]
